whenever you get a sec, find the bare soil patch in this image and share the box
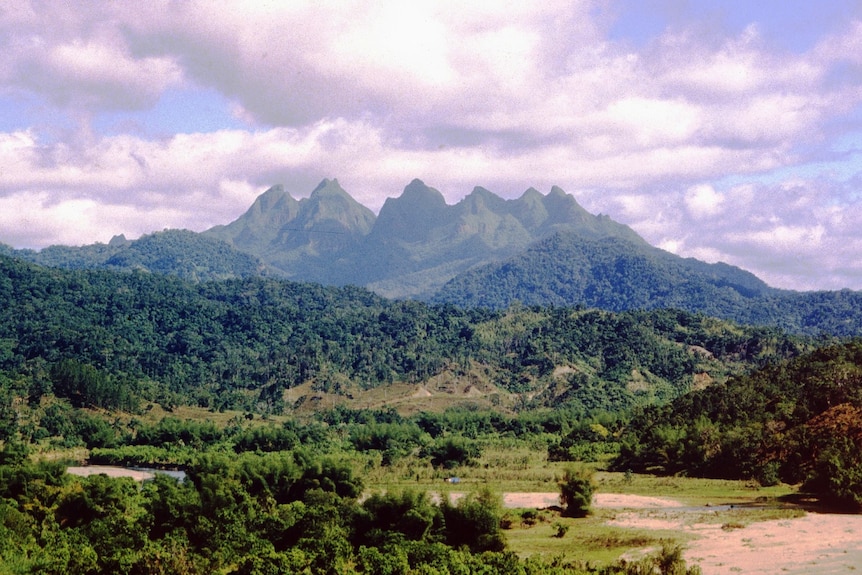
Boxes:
[481,491,862,574]
[67,465,155,481]
[596,493,862,574]
[684,513,862,574]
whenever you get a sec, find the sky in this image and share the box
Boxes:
[2,0,862,291]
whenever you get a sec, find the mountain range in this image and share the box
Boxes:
[4,178,862,336]
[204,178,649,298]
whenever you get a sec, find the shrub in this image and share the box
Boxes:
[558,467,594,518]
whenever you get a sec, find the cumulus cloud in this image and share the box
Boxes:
[685,184,724,218]
[0,1,862,290]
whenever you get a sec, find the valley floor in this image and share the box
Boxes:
[601,494,862,574]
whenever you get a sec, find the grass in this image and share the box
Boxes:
[504,509,687,565]
[593,470,797,505]
[360,445,807,567]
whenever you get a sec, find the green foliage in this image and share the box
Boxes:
[0,254,810,417]
[552,522,569,538]
[51,359,138,411]
[558,467,594,518]
[349,421,429,465]
[134,417,223,448]
[233,424,300,453]
[0,449,712,574]
[617,544,702,575]
[356,490,440,547]
[439,487,506,553]
[422,435,482,469]
[615,340,862,506]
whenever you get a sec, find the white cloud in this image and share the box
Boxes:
[1,2,862,289]
[685,184,724,218]
[604,97,701,146]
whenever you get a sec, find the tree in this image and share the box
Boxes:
[422,436,481,469]
[558,467,594,517]
[440,487,505,553]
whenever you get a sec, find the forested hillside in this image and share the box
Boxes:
[432,231,862,337]
[432,231,773,314]
[0,254,808,418]
[2,254,862,572]
[615,340,862,507]
[6,230,267,282]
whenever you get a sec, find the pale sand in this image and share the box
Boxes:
[685,513,862,574]
[66,465,155,481]
[445,492,686,509]
[594,493,686,509]
[597,494,862,575]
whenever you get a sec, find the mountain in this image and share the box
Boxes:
[7,177,862,336]
[205,184,301,253]
[8,229,266,282]
[431,231,775,314]
[205,178,648,298]
[205,178,375,283]
[358,181,650,297]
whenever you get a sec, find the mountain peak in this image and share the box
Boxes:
[310,178,347,198]
[108,234,130,247]
[457,186,508,217]
[371,180,448,244]
[400,179,447,208]
[203,185,300,252]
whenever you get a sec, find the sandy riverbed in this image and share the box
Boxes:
[474,491,862,574]
[599,494,862,574]
[66,465,155,481]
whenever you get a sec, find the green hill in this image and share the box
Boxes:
[0,255,808,416]
[8,229,266,282]
[431,231,862,337]
[432,231,773,313]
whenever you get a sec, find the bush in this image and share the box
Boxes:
[421,436,481,469]
[439,487,505,552]
[558,467,594,518]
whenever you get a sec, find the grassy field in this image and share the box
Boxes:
[592,470,797,505]
[361,443,805,566]
[503,509,686,564]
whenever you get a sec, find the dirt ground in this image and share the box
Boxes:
[597,493,862,574]
[66,465,155,481]
[484,492,862,574]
